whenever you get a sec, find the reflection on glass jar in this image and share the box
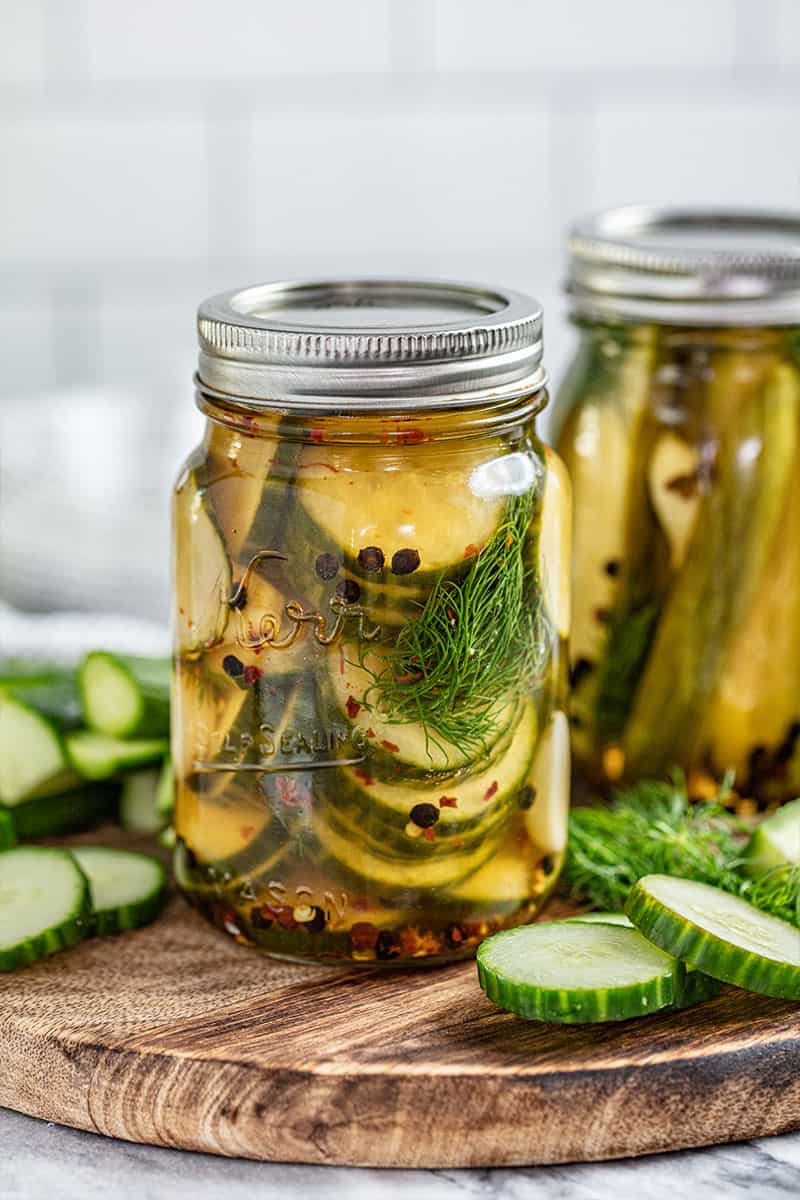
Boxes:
[554,208,800,806]
[172,279,570,965]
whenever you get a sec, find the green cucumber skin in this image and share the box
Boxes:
[672,969,723,1009]
[67,733,169,781]
[0,848,92,971]
[0,808,15,850]
[70,847,168,936]
[10,782,119,840]
[0,675,84,730]
[625,878,800,1001]
[476,953,677,1024]
[80,652,171,739]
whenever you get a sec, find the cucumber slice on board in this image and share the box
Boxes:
[0,847,91,970]
[70,846,167,935]
[11,782,119,840]
[746,798,800,875]
[0,809,15,850]
[80,652,170,738]
[174,471,232,653]
[119,770,163,834]
[67,732,168,781]
[0,675,83,731]
[0,695,78,806]
[477,920,682,1023]
[625,874,800,1000]
[0,658,70,687]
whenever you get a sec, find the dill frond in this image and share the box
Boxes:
[363,490,550,757]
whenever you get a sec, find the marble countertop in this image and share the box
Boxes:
[3,1109,798,1200]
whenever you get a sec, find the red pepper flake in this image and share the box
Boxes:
[345,695,362,719]
[381,739,400,753]
[439,795,458,808]
[239,825,256,841]
[593,607,612,625]
[243,665,263,686]
[365,727,376,739]
[396,428,426,445]
[310,426,325,444]
[354,767,375,787]
[350,921,378,952]
[452,838,464,848]
[483,780,499,802]
[423,826,436,843]
[464,543,479,559]
[303,460,339,473]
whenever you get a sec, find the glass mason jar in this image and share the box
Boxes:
[553,208,800,807]
[172,279,571,965]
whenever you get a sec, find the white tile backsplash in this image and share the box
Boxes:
[432,0,739,70]
[0,0,45,84]
[0,116,209,264]
[244,110,553,257]
[775,0,800,64]
[585,102,800,212]
[83,0,393,79]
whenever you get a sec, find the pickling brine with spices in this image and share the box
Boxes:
[172,279,571,965]
[554,209,800,806]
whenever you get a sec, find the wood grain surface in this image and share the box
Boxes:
[1,827,798,1168]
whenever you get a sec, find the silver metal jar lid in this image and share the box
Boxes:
[197,278,545,409]
[568,207,800,327]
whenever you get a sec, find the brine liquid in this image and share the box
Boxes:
[173,403,570,965]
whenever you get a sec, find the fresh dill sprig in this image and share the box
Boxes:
[363,491,550,757]
[562,771,799,927]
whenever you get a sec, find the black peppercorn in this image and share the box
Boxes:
[315,551,339,580]
[335,578,361,604]
[391,548,421,576]
[375,930,401,960]
[541,856,555,875]
[358,545,385,573]
[517,785,537,811]
[305,906,326,933]
[569,657,594,689]
[409,802,440,829]
[222,653,244,678]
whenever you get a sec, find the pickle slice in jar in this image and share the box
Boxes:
[524,710,570,857]
[332,700,537,840]
[327,644,519,776]
[313,803,499,893]
[174,472,232,654]
[294,437,507,587]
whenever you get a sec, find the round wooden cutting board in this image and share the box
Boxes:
[1,827,798,1169]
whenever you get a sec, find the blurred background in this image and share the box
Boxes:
[1,0,798,623]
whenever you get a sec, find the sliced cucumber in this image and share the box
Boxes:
[329,645,516,774]
[334,702,535,837]
[67,732,168,781]
[70,846,167,935]
[565,911,633,927]
[296,438,506,585]
[538,447,572,640]
[1,675,83,731]
[0,695,78,806]
[177,775,272,866]
[119,770,163,834]
[524,710,570,856]
[625,874,800,1000]
[11,782,119,839]
[0,658,69,686]
[746,799,800,875]
[314,804,496,893]
[0,847,91,970]
[441,840,535,910]
[174,471,232,653]
[477,920,682,1023]
[80,652,171,738]
[0,809,15,850]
